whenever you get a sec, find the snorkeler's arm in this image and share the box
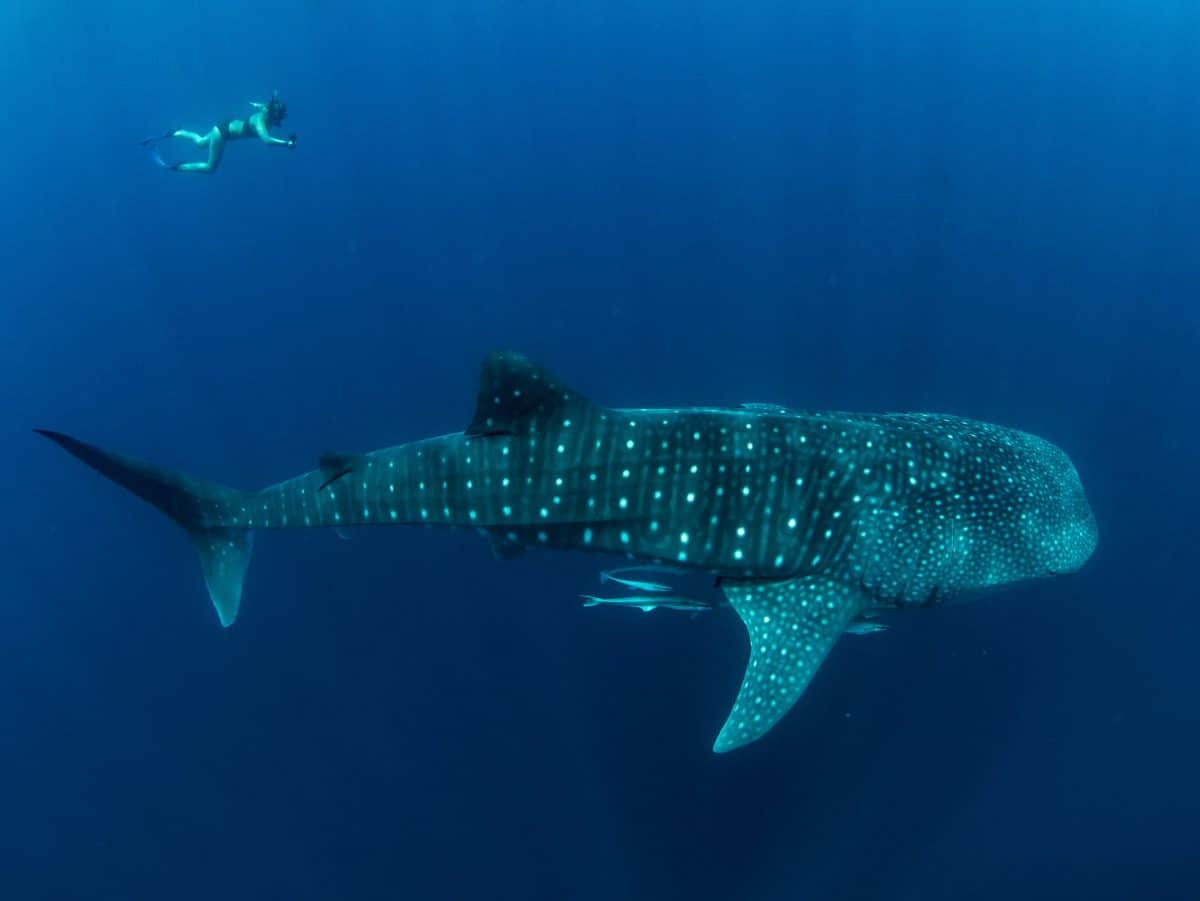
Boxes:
[248,117,295,146]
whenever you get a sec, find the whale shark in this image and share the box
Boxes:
[36,351,1098,752]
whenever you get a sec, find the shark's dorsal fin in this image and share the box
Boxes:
[466,351,595,437]
[318,452,366,492]
[714,576,866,752]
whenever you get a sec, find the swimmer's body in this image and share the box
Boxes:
[144,92,295,173]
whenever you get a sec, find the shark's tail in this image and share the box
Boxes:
[35,429,253,627]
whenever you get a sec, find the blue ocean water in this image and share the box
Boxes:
[3,1,1198,898]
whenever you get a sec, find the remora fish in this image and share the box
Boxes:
[845,621,889,636]
[580,594,713,613]
[599,570,674,593]
[36,350,1097,752]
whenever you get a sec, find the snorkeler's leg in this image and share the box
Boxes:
[171,129,209,146]
[175,133,224,173]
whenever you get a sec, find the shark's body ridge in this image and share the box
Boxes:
[38,351,1097,752]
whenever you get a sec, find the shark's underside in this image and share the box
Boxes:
[37,351,1097,752]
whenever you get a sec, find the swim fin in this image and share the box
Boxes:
[140,126,181,146]
[146,146,179,171]
[142,130,181,170]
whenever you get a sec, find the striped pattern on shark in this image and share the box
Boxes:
[36,351,1098,752]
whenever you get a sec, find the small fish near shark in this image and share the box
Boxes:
[580,594,715,613]
[36,351,1098,752]
[600,565,685,593]
[845,620,889,636]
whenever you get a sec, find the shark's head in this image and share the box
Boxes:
[962,432,1098,590]
[1039,443,1099,577]
[988,434,1099,585]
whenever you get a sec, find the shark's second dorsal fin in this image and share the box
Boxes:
[466,351,595,437]
[318,452,366,492]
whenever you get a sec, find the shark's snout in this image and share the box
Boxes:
[1045,459,1098,576]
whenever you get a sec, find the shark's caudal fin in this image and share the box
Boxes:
[34,429,252,627]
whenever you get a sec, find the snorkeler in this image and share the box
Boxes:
[142,92,296,173]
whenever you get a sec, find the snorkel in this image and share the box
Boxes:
[266,95,288,128]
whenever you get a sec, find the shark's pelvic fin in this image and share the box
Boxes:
[33,429,252,627]
[488,531,526,560]
[466,351,596,437]
[714,576,866,753]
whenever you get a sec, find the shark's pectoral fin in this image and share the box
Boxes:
[465,351,597,437]
[714,576,866,753]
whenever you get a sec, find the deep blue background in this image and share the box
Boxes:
[3,1,1198,898]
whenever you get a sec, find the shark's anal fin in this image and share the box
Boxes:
[714,577,866,753]
[465,351,596,437]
